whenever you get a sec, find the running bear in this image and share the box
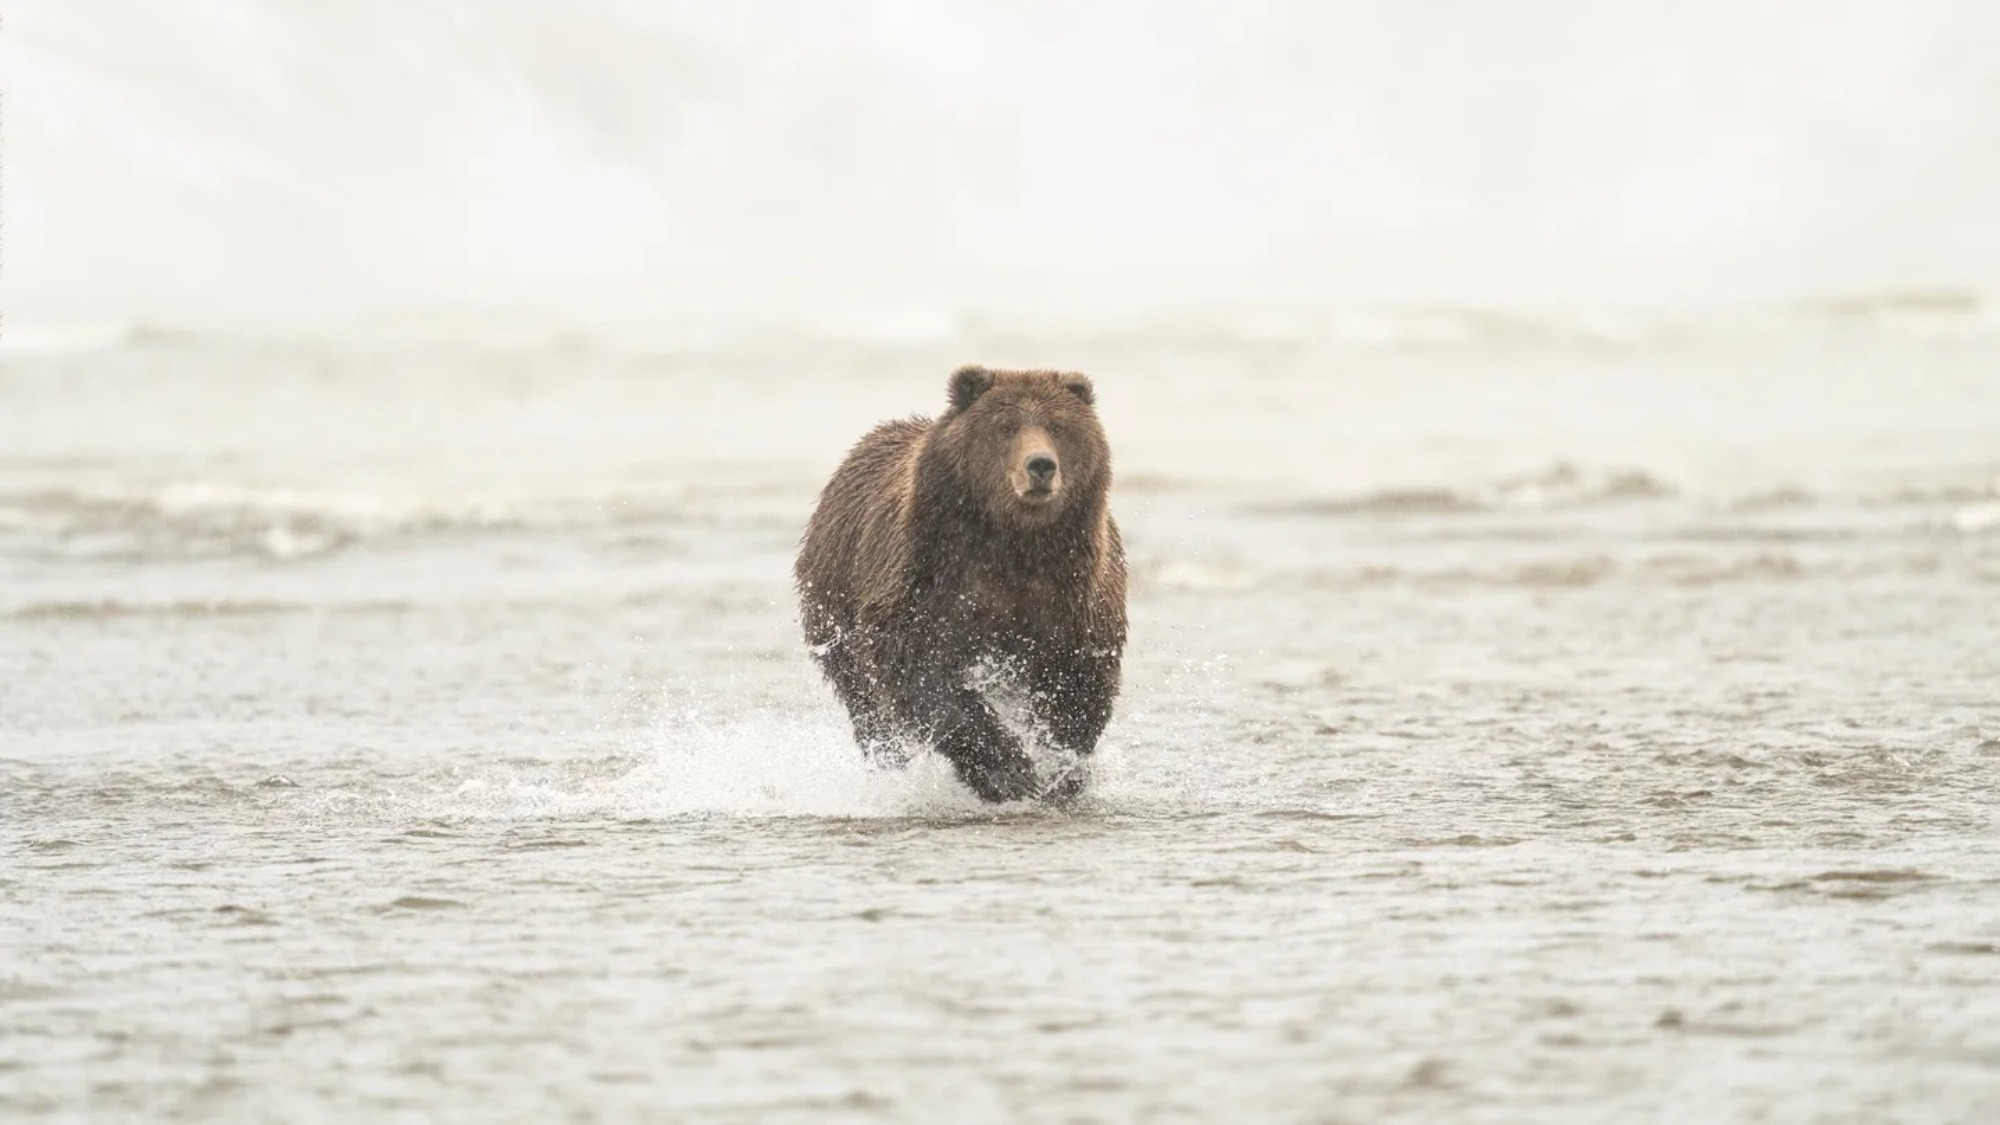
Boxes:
[795,366,1127,803]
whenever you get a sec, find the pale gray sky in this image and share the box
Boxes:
[4,0,1997,325]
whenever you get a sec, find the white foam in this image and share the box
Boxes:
[335,702,1127,824]
[1949,502,2000,534]
[614,708,991,819]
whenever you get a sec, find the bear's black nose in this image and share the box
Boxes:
[1026,455,1058,484]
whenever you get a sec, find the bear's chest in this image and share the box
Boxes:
[943,567,1079,649]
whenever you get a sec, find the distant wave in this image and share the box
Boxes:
[9,598,295,619]
[0,480,804,561]
[2,290,1992,358]
[1800,289,1989,332]
[1871,480,2000,535]
[0,483,524,560]
[1871,482,2000,507]
[1727,486,1821,512]
[1945,502,2000,535]
[3,598,430,620]
[819,292,1997,352]
[1260,464,2000,521]
[1262,462,1677,518]
[1127,550,1978,596]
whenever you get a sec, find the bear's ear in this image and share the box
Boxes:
[948,365,994,412]
[1058,373,1095,406]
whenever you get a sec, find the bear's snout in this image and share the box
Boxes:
[1025,455,1058,491]
[1009,425,1063,502]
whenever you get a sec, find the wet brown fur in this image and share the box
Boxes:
[795,366,1128,803]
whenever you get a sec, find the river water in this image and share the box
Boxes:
[4,303,1998,1122]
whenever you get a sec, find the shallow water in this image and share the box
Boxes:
[4,306,2000,1122]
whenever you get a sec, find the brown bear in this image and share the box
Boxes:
[795,366,1127,803]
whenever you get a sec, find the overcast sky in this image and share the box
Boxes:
[4,0,1998,325]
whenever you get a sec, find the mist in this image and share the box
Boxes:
[4,0,1998,327]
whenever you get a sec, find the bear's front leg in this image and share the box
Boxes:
[878,637,1039,803]
[811,634,908,767]
[1028,651,1121,803]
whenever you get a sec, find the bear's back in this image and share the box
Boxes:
[795,417,930,613]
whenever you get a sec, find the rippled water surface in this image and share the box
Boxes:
[4,307,1999,1122]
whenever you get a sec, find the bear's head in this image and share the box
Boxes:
[926,366,1111,531]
